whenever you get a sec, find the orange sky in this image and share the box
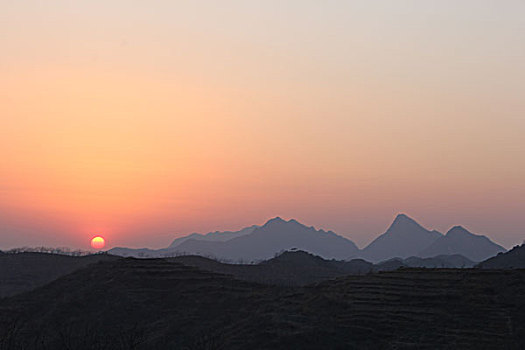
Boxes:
[1,1,525,249]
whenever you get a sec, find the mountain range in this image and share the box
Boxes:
[109,214,506,263]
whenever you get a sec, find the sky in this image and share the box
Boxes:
[1,1,524,250]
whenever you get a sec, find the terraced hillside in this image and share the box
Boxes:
[306,269,525,348]
[0,258,524,349]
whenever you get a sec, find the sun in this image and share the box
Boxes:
[90,236,106,250]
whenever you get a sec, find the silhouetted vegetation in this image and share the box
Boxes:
[5,247,96,256]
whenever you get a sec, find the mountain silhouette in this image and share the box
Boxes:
[170,217,359,261]
[419,226,505,262]
[360,214,442,262]
[477,243,525,269]
[109,214,507,263]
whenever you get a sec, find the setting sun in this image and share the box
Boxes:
[90,236,106,250]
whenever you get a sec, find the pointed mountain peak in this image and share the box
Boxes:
[388,214,422,231]
[394,213,418,223]
[395,213,410,220]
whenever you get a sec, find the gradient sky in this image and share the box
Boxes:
[1,1,525,250]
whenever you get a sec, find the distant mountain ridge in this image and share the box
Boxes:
[109,214,507,263]
[419,226,505,262]
[110,225,260,258]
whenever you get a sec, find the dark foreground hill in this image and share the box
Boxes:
[172,251,474,286]
[374,254,476,271]
[0,252,119,298]
[0,250,480,299]
[478,244,525,269]
[170,250,372,286]
[1,258,524,349]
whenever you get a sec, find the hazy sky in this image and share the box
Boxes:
[1,1,524,250]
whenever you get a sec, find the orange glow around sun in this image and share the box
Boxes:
[90,236,106,250]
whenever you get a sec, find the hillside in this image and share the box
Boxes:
[0,258,524,349]
[0,249,479,299]
[0,252,119,298]
[403,254,475,268]
[478,244,525,269]
[374,254,475,271]
[170,250,372,286]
